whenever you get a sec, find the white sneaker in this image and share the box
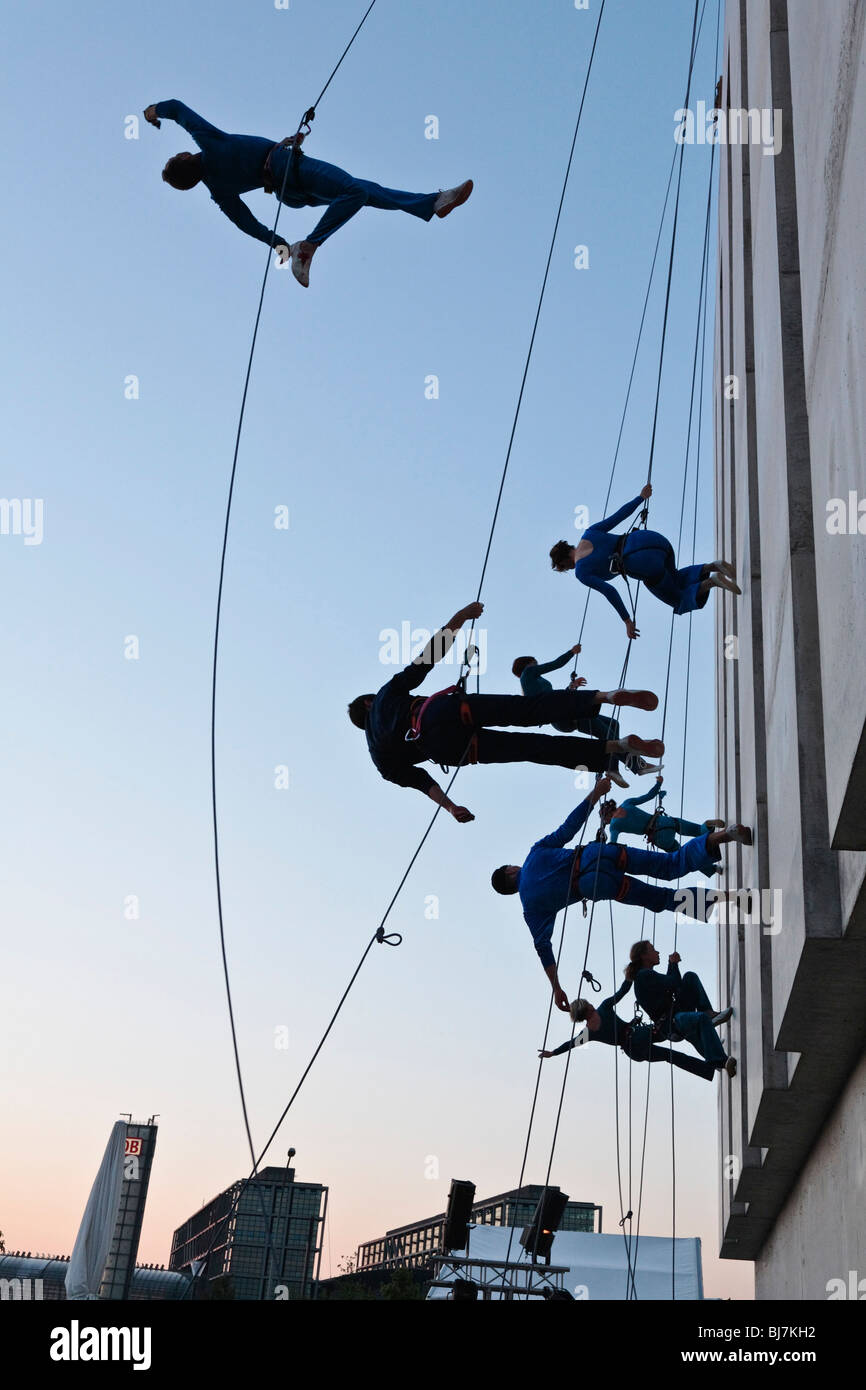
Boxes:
[434,179,474,218]
[609,768,629,789]
[625,755,664,776]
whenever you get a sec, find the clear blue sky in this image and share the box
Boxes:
[1,0,752,1297]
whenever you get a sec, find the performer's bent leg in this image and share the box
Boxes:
[673,1010,726,1067]
[668,816,707,838]
[474,729,610,771]
[648,1043,716,1080]
[675,971,713,1013]
[551,713,622,739]
[582,712,621,741]
[297,156,438,244]
[672,562,711,614]
[622,833,718,881]
[617,876,679,914]
[465,689,605,727]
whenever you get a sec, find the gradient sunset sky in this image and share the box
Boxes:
[1,0,753,1299]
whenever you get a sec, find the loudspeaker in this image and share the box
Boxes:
[442,1178,476,1252]
[520,1187,569,1262]
[451,1278,479,1301]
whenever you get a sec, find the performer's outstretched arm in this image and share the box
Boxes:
[588,493,644,534]
[149,99,225,144]
[532,650,574,677]
[579,572,632,624]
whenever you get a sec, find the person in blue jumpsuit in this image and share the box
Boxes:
[601,776,724,863]
[549,483,741,638]
[537,978,730,1081]
[491,777,752,1010]
[349,602,665,826]
[512,644,622,744]
[144,100,472,287]
[626,941,736,1077]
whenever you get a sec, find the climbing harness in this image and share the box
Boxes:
[405,685,479,770]
[609,507,651,577]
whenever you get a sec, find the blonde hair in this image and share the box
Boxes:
[570,998,591,1023]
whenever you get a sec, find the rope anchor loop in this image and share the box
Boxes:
[376,928,402,948]
[618,1209,634,1228]
[581,969,602,994]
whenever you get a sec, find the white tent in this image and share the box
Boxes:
[65,1121,127,1300]
[426,1225,703,1300]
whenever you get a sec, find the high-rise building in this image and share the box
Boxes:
[714,0,866,1296]
[99,1120,158,1300]
[169,1165,327,1299]
[356,1185,601,1272]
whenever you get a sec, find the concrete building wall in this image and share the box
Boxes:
[756,1049,866,1300]
[714,0,866,1288]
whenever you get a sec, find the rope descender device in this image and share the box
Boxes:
[457,640,479,694]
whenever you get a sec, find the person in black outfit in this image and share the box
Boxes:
[626,940,736,1077]
[348,600,665,823]
[538,978,730,1081]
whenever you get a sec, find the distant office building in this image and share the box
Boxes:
[170,1165,327,1300]
[715,2,866,1295]
[0,1253,190,1302]
[357,1185,601,1272]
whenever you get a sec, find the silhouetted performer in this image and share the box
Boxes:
[349,603,665,826]
[550,483,741,638]
[491,778,751,1009]
[539,979,732,1081]
[512,643,621,745]
[601,776,723,859]
[144,100,472,286]
[626,942,736,1077]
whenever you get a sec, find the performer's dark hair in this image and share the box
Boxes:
[347,695,374,730]
[511,656,536,677]
[491,866,518,895]
[549,540,573,572]
[162,154,201,190]
[624,938,654,982]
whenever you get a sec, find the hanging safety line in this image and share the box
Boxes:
[509,0,717,1300]
[200,1,610,1290]
[609,0,718,1298]
[461,0,608,675]
[644,0,702,486]
[501,623,637,1295]
[629,69,718,1297]
[203,0,380,1297]
[503,0,714,1265]
[669,146,716,1301]
[610,900,639,1299]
